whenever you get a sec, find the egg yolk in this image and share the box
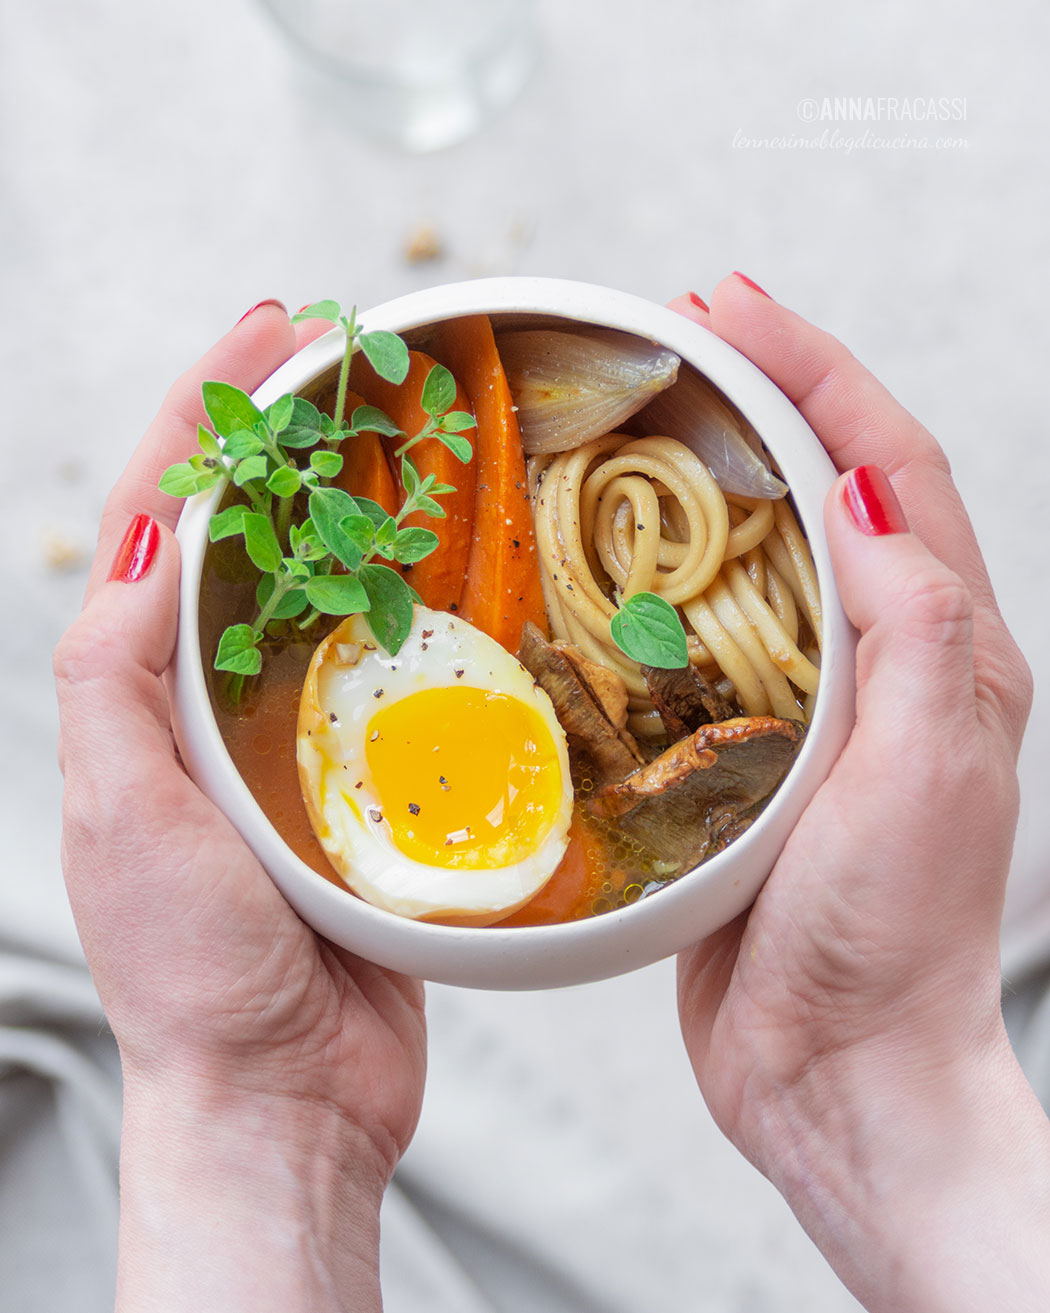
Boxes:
[365,686,564,869]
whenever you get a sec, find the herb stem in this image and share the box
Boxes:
[332,308,358,434]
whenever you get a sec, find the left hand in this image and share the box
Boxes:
[54,302,426,1311]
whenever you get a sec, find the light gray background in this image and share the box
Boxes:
[3,2,1049,1310]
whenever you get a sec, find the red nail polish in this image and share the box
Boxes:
[237,298,286,325]
[688,292,709,312]
[732,272,772,299]
[296,303,313,314]
[109,514,160,583]
[842,466,909,537]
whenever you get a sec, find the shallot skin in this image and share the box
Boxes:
[496,328,680,455]
[498,325,787,500]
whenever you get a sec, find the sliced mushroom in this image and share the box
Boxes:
[588,716,806,873]
[643,663,735,738]
[518,622,643,790]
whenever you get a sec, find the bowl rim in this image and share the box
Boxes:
[171,276,856,990]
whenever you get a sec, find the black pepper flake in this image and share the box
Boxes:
[368,808,383,824]
[408,802,420,816]
[511,539,520,548]
[373,688,384,699]
[355,781,363,789]
[422,629,434,639]
[637,523,645,531]
[454,668,464,679]
[449,602,458,612]
[328,712,338,723]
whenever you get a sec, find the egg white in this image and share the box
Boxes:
[297,607,573,924]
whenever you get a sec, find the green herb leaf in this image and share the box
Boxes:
[335,515,374,557]
[309,487,364,570]
[359,330,410,384]
[208,504,249,542]
[352,497,392,530]
[359,563,415,655]
[214,623,263,676]
[222,429,266,461]
[414,495,447,519]
[281,398,327,449]
[348,404,403,438]
[374,515,398,553]
[290,519,327,561]
[436,431,473,464]
[304,573,370,616]
[437,410,477,434]
[309,449,343,478]
[420,364,456,418]
[242,512,283,573]
[266,465,302,497]
[292,300,341,323]
[266,394,295,434]
[202,381,266,439]
[197,423,222,460]
[610,592,690,669]
[159,462,217,497]
[256,575,310,619]
[232,454,269,487]
[392,527,439,564]
[400,454,420,496]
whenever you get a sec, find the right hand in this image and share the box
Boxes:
[672,275,1050,1310]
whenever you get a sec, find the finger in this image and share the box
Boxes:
[828,466,1030,751]
[706,273,997,616]
[57,515,180,767]
[293,315,338,351]
[54,514,296,989]
[828,467,979,735]
[55,516,184,904]
[666,291,711,327]
[86,301,296,601]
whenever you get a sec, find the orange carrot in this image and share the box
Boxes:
[350,351,476,613]
[429,315,548,651]
[334,388,398,516]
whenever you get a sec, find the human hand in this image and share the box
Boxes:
[672,277,1050,1310]
[54,302,426,1312]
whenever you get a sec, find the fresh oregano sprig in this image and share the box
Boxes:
[160,300,477,690]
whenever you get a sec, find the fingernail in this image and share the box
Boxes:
[732,272,772,299]
[237,298,286,325]
[688,292,709,312]
[842,466,909,537]
[109,514,161,583]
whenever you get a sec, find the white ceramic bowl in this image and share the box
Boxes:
[172,277,856,990]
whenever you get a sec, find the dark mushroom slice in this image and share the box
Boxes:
[643,662,736,738]
[517,622,644,790]
[587,716,806,875]
[556,642,630,730]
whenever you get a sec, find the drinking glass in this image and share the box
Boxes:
[257,0,541,152]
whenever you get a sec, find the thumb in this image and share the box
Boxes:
[54,515,183,890]
[827,465,978,743]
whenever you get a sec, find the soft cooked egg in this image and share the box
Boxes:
[297,607,573,924]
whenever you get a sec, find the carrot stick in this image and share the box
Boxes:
[429,315,548,651]
[350,351,476,614]
[334,388,398,516]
